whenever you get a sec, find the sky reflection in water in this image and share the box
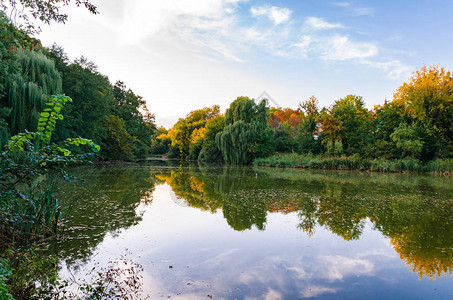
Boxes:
[52,164,453,299]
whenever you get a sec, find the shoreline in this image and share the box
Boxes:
[253,153,453,175]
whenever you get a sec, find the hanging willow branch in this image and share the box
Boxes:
[6,48,62,135]
[216,97,272,164]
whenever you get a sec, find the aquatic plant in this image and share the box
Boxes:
[0,95,99,243]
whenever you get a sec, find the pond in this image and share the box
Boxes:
[47,162,453,299]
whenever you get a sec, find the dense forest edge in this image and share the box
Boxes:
[1,2,453,297]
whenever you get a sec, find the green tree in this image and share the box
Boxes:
[297,96,321,154]
[390,123,424,159]
[365,102,407,159]
[393,65,453,158]
[46,48,114,153]
[3,48,62,135]
[102,115,137,160]
[216,97,274,164]
[274,121,296,152]
[320,95,370,155]
[112,81,156,158]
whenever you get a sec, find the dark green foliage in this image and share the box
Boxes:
[111,81,156,158]
[102,114,137,160]
[5,49,62,135]
[0,108,11,150]
[296,133,321,154]
[45,46,156,160]
[274,122,296,152]
[0,246,58,299]
[253,126,275,158]
[217,97,274,164]
[151,126,170,155]
[47,51,113,147]
[0,17,62,147]
[296,96,322,155]
[0,95,99,243]
[217,121,257,164]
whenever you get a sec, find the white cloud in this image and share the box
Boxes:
[251,5,292,25]
[112,0,403,80]
[321,35,378,60]
[361,60,412,80]
[333,2,353,8]
[114,0,249,62]
[305,17,343,30]
[352,7,374,16]
[292,35,314,58]
[334,2,374,17]
[318,255,374,281]
[300,285,338,298]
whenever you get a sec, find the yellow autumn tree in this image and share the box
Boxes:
[393,65,453,156]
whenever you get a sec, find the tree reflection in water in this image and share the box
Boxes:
[50,164,453,281]
[159,165,453,280]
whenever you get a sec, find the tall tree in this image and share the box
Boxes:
[320,95,369,155]
[217,97,274,164]
[112,81,156,158]
[4,48,62,134]
[297,96,321,154]
[48,53,113,147]
[393,65,453,158]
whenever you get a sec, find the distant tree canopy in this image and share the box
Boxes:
[155,65,453,164]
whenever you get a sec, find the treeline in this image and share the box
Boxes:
[155,65,453,167]
[0,14,157,160]
[1,10,452,166]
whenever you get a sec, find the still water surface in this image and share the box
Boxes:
[50,162,453,299]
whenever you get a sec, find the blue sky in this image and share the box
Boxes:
[38,0,453,127]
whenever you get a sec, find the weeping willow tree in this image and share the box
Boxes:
[0,12,17,148]
[4,48,62,135]
[216,96,274,164]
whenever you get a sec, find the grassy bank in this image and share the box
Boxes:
[253,153,453,174]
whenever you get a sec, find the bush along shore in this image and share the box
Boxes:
[253,153,453,174]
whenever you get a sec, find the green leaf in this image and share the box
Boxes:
[41,112,50,118]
